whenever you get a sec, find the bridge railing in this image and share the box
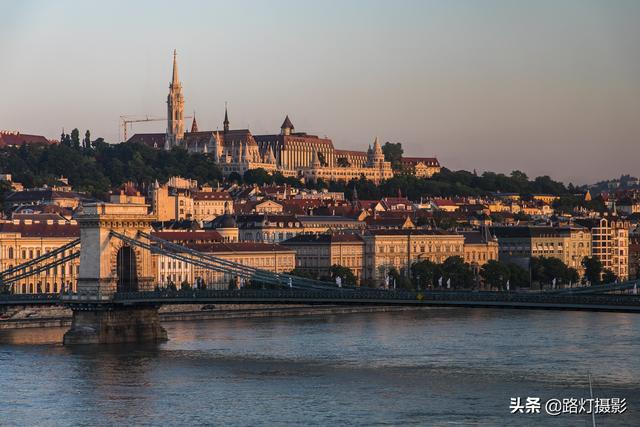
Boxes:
[0,293,62,304]
[112,289,640,306]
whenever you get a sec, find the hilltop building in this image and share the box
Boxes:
[126,51,441,184]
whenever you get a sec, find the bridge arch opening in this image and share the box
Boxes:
[116,246,139,293]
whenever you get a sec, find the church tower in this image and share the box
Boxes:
[166,49,185,150]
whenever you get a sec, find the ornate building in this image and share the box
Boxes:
[127,51,440,184]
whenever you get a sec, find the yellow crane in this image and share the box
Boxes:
[120,115,193,141]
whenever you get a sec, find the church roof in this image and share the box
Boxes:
[253,133,335,148]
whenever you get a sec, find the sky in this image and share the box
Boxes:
[1,0,639,185]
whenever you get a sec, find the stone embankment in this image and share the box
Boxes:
[0,304,425,329]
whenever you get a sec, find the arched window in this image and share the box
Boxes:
[8,247,13,259]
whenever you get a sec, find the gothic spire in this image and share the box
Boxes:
[191,112,198,133]
[171,49,180,87]
[223,102,229,133]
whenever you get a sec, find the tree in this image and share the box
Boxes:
[83,130,91,149]
[602,269,618,284]
[227,172,243,183]
[289,268,317,280]
[441,256,474,289]
[329,264,357,286]
[411,259,438,289]
[566,267,579,285]
[531,256,574,286]
[480,260,511,290]
[582,256,602,285]
[507,263,530,288]
[70,128,80,149]
[337,157,350,167]
[382,142,403,170]
[317,151,327,167]
[243,168,272,186]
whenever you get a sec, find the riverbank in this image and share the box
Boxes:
[0,305,426,330]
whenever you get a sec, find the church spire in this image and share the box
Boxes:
[191,111,198,133]
[223,102,229,133]
[171,49,180,87]
[166,49,185,149]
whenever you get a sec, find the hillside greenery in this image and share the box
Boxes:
[0,135,594,204]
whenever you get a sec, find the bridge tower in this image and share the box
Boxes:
[63,203,167,345]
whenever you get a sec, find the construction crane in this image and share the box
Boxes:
[120,115,193,141]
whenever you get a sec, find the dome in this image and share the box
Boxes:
[212,213,237,229]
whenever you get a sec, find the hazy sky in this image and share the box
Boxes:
[2,0,639,184]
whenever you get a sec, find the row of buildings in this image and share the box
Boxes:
[3,168,639,292]
[0,216,498,293]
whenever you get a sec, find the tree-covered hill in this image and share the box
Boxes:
[0,139,223,198]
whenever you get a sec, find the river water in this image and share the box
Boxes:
[0,308,639,426]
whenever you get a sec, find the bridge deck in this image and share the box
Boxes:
[2,290,639,313]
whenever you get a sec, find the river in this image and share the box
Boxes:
[0,308,639,426]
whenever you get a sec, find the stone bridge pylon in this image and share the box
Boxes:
[63,203,167,345]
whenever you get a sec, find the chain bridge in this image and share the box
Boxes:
[0,202,638,345]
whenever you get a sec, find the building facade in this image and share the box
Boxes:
[281,233,365,281]
[0,220,80,294]
[363,229,465,285]
[492,226,593,277]
[155,242,295,289]
[576,216,630,281]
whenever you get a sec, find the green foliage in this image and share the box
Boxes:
[440,256,475,289]
[507,263,530,288]
[337,157,350,167]
[340,168,572,201]
[272,172,304,188]
[243,168,273,186]
[227,172,242,183]
[83,130,91,149]
[480,259,511,289]
[0,142,223,198]
[410,259,438,289]
[387,267,413,290]
[582,256,603,285]
[531,256,576,285]
[329,264,357,286]
[553,195,606,214]
[70,128,80,149]
[382,142,403,170]
[317,151,328,167]
[288,268,317,280]
[602,269,618,284]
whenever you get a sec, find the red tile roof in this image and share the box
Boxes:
[0,132,55,147]
[401,157,440,167]
[193,191,232,201]
[0,221,79,238]
[152,230,224,243]
[125,133,165,147]
[188,242,293,253]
